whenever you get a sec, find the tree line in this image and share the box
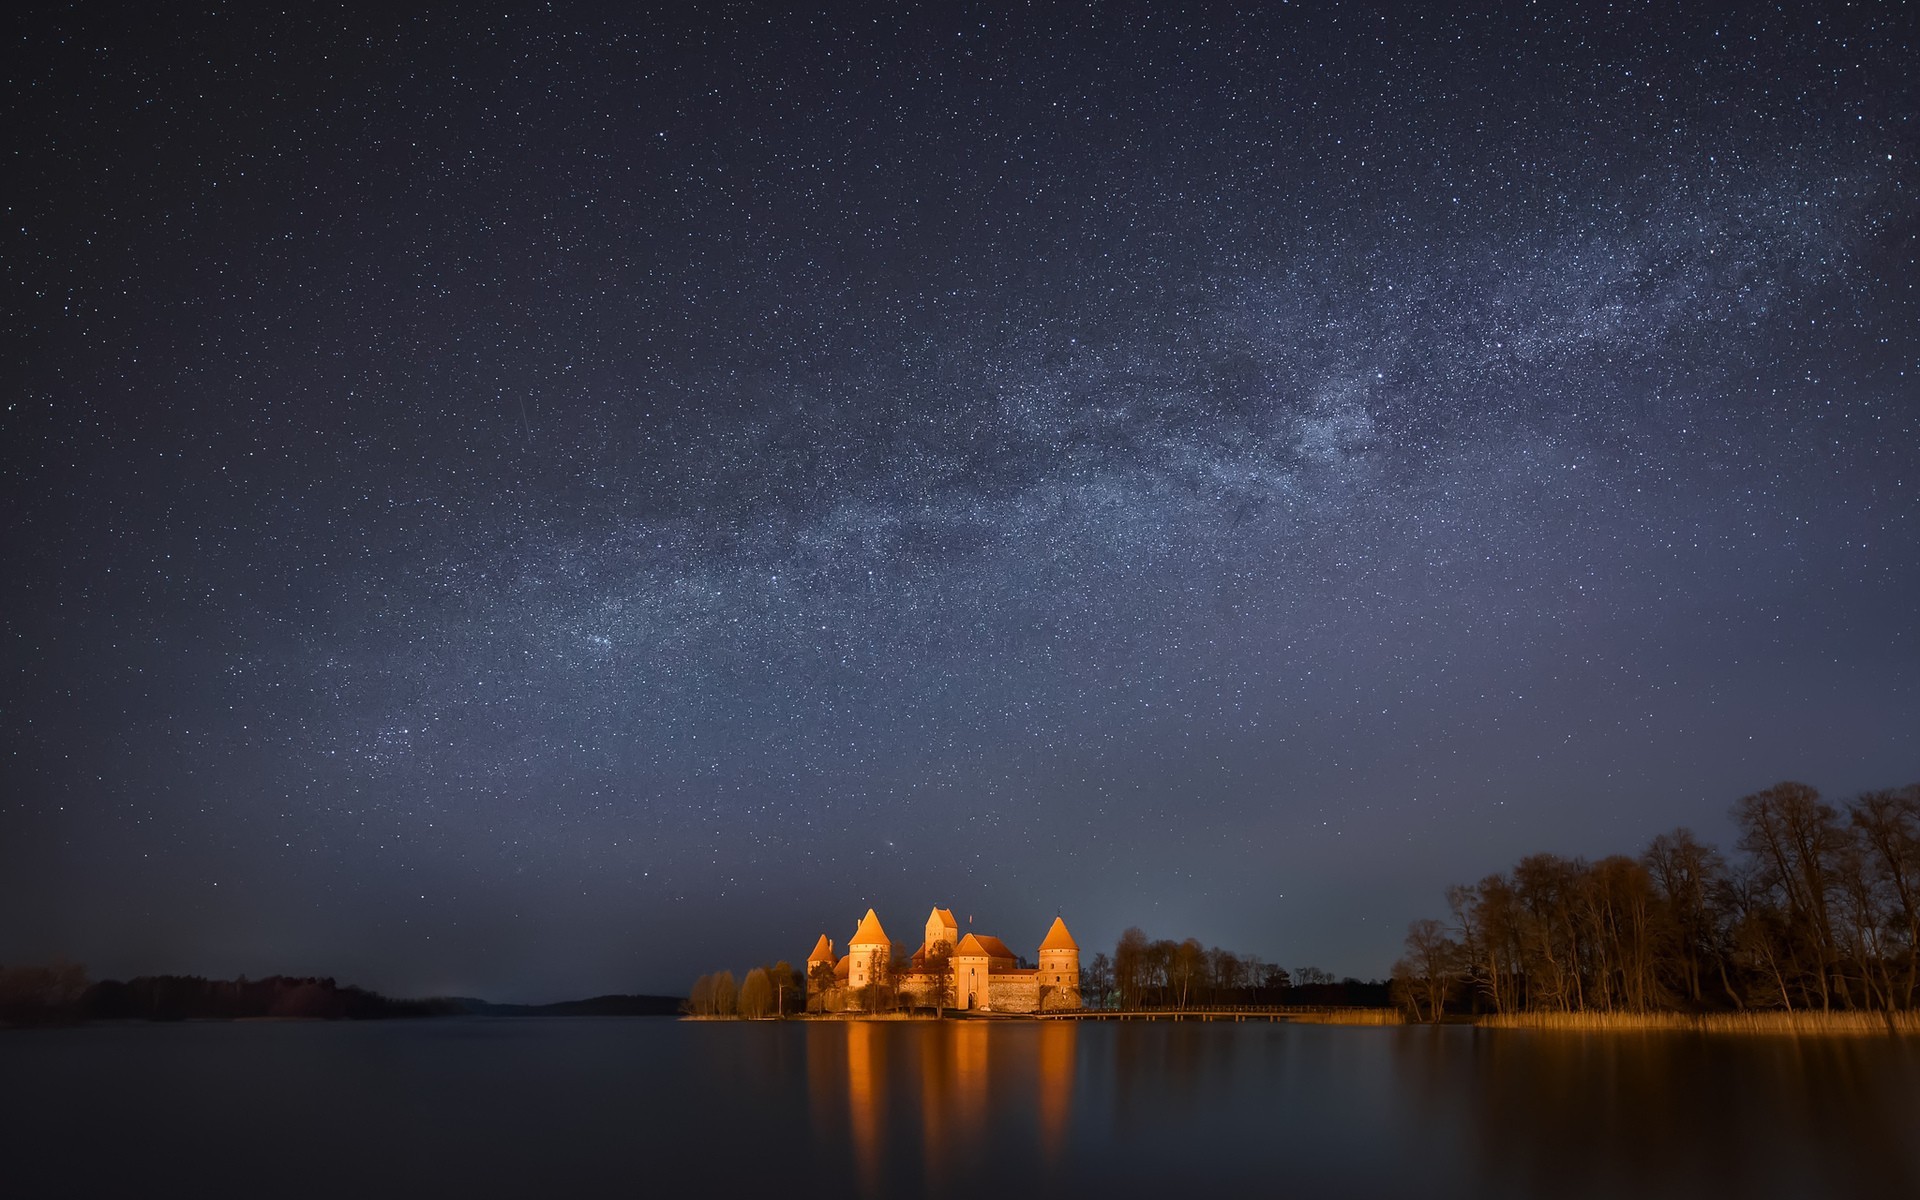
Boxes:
[0,963,465,1025]
[1391,780,1920,1020]
[1096,930,1389,1009]
[690,956,963,1015]
[685,961,805,1018]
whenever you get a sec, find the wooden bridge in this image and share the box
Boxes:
[1035,1005,1400,1024]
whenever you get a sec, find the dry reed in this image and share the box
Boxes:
[1289,1009,1405,1026]
[1475,1009,1920,1035]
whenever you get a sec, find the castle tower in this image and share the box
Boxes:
[924,907,959,958]
[806,934,835,1000]
[953,933,992,1011]
[847,908,892,1001]
[1037,916,1081,1010]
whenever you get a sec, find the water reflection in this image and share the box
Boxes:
[1035,1021,1074,1166]
[5,1019,1916,1200]
[844,1022,883,1197]
[1396,1027,1920,1200]
[820,1019,1064,1198]
[802,1019,1920,1200]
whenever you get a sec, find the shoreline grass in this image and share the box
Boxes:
[1286,1009,1404,1025]
[1474,1009,1920,1035]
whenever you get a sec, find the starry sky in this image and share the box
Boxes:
[4,3,1916,1002]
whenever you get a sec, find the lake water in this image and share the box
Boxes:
[5,1018,1916,1198]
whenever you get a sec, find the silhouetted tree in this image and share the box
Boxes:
[1084,952,1115,1009]
[1850,786,1920,1008]
[767,960,800,1016]
[807,960,836,1012]
[0,959,89,1025]
[1735,781,1850,1009]
[1171,939,1205,1008]
[1206,946,1244,1003]
[1402,777,1920,1017]
[1115,927,1148,1008]
[1644,828,1726,1009]
[1144,940,1176,1005]
[1393,919,1460,1021]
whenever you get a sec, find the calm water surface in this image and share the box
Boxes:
[5,1018,1915,1198]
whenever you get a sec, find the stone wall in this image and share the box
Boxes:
[1039,982,1082,1011]
[987,973,1040,1013]
[812,984,852,1013]
[897,971,948,1009]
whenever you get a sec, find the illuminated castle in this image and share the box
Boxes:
[807,906,1082,1013]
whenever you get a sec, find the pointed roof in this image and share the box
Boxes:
[808,934,835,963]
[1039,916,1079,952]
[955,933,1016,961]
[971,935,1016,962]
[929,907,959,931]
[850,908,891,946]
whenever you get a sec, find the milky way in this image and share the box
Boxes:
[4,4,1916,998]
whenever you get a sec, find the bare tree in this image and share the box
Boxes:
[738,967,773,1019]
[854,958,897,1013]
[1207,946,1244,1003]
[685,974,714,1016]
[1115,927,1148,1008]
[1085,952,1114,1009]
[1644,829,1726,1008]
[921,951,955,1016]
[1145,940,1176,1006]
[1451,874,1525,1013]
[1851,786,1920,1008]
[1394,918,1460,1021]
[1735,781,1850,1009]
[1172,939,1205,1008]
[1403,778,1920,1017]
[1513,853,1584,1012]
[767,960,798,1017]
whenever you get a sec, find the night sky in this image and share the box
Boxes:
[4,3,1916,1002]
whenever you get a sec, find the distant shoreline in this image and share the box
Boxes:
[0,968,686,1027]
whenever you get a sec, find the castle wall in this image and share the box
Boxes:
[955,957,989,1010]
[986,973,1039,1013]
[1039,981,1082,1011]
[897,971,948,1008]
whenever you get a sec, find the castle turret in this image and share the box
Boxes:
[805,934,835,1000]
[1037,916,1081,1010]
[847,908,891,1000]
[924,907,959,958]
